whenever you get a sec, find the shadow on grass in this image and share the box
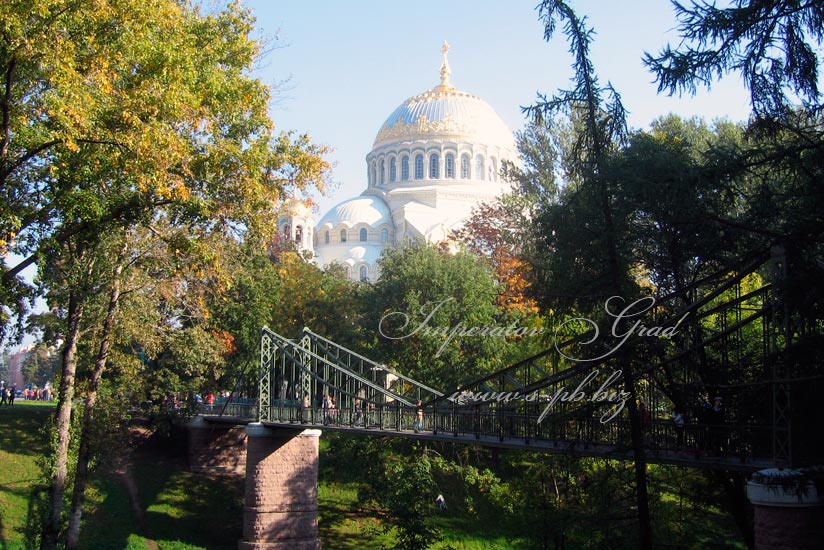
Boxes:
[0,401,53,549]
[0,405,52,458]
[138,464,242,550]
[317,483,394,550]
[78,471,144,550]
[79,428,243,550]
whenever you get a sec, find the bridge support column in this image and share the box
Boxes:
[187,416,247,476]
[747,468,824,550]
[239,423,322,550]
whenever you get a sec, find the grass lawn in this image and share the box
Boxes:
[0,402,54,550]
[1,404,244,550]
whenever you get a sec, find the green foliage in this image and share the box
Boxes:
[362,243,510,390]
[0,0,331,342]
[613,115,750,294]
[269,251,363,344]
[381,455,443,550]
[645,0,824,119]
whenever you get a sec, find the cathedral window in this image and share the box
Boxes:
[460,154,470,178]
[359,228,367,242]
[429,154,439,179]
[295,225,303,242]
[381,228,389,243]
[445,154,455,178]
[324,231,329,244]
[340,229,347,243]
[359,265,368,282]
[475,155,484,180]
[371,162,376,186]
[389,158,396,182]
[380,160,385,185]
[414,154,423,179]
[344,266,351,279]
[401,156,409,181]
[489,157,497,181]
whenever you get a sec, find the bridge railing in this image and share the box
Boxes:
[198,399,257,419]
[230,396,771,462]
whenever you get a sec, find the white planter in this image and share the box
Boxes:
[747,468,824,507]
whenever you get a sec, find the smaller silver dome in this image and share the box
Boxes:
[317,196,393,229]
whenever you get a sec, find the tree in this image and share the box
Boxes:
[363,243,513,391]
[645,0,824,120]
[616,115,749,296]
[524,2,652,548]
[450,195,540,315]
[20,342,59,388]
[269,251,362,343]
[0,2,331,547]
[381,455,442,550]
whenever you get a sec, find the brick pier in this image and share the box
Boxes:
[239,423,322,550]
[187,416,247,476]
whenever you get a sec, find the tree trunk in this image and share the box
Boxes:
[65,254,124,549]
[41,289,86,550]
[622,367,653,550]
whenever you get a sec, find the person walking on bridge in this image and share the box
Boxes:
[414,400,424,433]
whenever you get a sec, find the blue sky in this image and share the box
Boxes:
[242,0,752,212]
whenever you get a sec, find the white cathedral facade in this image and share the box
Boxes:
[278,44,518,282]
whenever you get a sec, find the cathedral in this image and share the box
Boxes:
[278,43,518,281]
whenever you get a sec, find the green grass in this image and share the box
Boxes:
[0,404,243,550]
[317,480,531,550]
[0,403,52,550]
[318,481,395,549]
[79,453,243,550]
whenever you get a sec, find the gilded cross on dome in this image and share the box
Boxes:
[438,41,453,90]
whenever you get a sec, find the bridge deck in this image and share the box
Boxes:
[200,413,774,472]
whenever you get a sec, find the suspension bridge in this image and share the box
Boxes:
[201,245,819,473]
[191,244,823,550]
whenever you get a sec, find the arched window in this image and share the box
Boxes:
[359,265,368,282]
[414,154,424,179]
[389,158,396,182]
[460,154,470,179]
[324,231,330,244]
[475,155,484,180]
[295,225,303,242]
[371,162,376,186]
[445,154,455,178]
[344,266,351,279]
[489,158,497,181]
[379,160,385,185]
[359,227,367,242]
[340,229,347,243]
[381,228,389,243]
[401,156,409,181]
[429,154,439,179]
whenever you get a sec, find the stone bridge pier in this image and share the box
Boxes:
[239,423,322,550]
[187,417,247,476]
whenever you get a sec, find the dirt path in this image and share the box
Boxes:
[117,426,160,550]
